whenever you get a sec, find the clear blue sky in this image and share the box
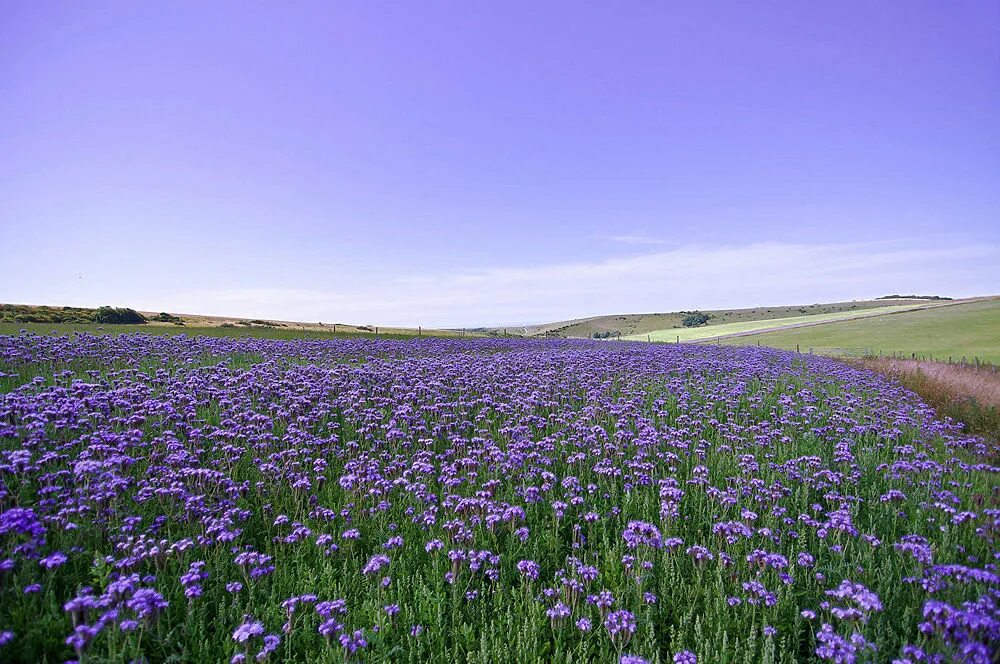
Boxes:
[2,1,997,326]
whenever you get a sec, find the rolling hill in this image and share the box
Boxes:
[620,302,938,342]
[725,297,1000,363]
[0,303,480,339]
[519,297,956,339]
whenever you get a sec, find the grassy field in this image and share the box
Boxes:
[0,321,478,340]
[621,303,932,342]
[726,298,1000,363]
[521,298,947,339]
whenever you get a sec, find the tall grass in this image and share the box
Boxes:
[852,357,1000,445]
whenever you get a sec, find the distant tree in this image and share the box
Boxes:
[681,312,711,327]
[878,294,952,300]
[92,306,146,324]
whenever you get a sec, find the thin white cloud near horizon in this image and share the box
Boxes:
[604,234,675,246]
[141,239,999,328]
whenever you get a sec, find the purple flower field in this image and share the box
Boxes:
[0,332,997,663]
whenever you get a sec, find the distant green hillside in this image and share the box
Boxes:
[726,298,1000,363]
[622,302,931,342]
[525,298,942,339]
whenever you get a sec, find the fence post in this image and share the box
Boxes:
[796,344,800,353]
[418,326,422,337]
[647,334,650,342]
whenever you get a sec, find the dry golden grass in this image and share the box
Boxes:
[852,357,1000,443]
[861,358,1000,407]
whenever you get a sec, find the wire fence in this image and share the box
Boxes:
[806,347,871,357]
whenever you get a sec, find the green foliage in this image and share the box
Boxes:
[591,330,620,339]
[91,306,147,324]
[681,312,711,327]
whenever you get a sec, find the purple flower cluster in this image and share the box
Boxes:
[623,521,662,550]
[604,609,636,647]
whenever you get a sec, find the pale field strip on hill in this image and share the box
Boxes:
[622,302,939,342]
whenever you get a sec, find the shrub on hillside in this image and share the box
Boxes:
[91,306,147,324]
[681,311,711,327]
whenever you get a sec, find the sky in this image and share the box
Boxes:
[1,1,998,327]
